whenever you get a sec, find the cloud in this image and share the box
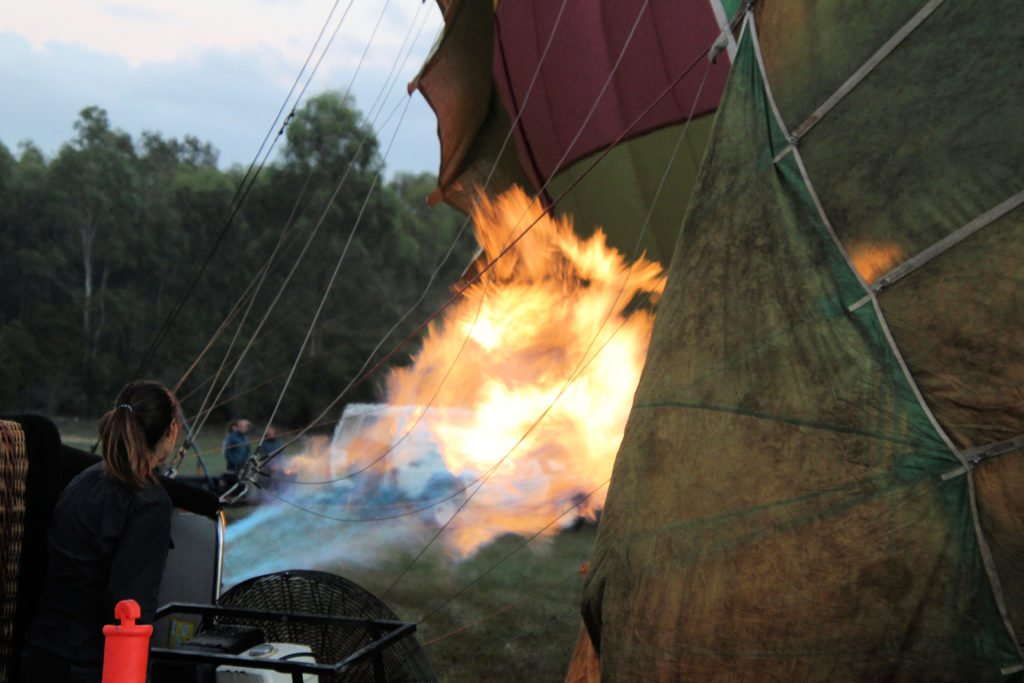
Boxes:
[0,29,439,175]
[103,4,164,23]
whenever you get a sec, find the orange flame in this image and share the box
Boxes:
[289,186,665,556]
[849,242,903,284]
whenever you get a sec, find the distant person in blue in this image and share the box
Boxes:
[255,425,285,497]
[222,419,251,487]
[256,425,284,461]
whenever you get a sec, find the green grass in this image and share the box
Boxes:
[223,503,596,682]
[52,417,103,452]
[334,524,596,682]
[56,418,235,475]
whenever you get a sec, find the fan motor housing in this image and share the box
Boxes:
[216,642,317,682]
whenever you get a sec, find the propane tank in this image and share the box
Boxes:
[102,599,153,683]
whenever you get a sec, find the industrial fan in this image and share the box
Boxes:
[151,570,436,682]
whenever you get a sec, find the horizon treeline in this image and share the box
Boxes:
[0,91,478,429]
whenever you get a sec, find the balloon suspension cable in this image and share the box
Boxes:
[220,446,271,504]
[219,472,251,506]
[164,412,218,492]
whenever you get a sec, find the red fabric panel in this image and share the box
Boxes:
[492,0,730,189]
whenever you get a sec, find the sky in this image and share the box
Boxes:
[0,0,446,177]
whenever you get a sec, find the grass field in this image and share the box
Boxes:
[222,502,596,681]
[342,524,595,681]
[56,417,236,476]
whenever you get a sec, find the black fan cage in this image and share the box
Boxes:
[206,569,436,682]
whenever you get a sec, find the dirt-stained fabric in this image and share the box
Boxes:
[581,3,1024,679]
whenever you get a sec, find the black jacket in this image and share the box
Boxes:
[24,462,172,664]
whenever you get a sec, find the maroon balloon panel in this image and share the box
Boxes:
[492,0,731,190]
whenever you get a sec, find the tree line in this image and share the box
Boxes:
[0,91,478,428]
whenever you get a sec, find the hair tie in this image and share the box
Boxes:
[119,403,133,413]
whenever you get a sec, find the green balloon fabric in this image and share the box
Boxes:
[582,4,1024,680]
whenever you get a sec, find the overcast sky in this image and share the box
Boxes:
[0,1,445,177]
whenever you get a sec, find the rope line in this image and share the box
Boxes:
[183,0,438,454]
[259,2,715,480]
[237,10,719,607]
[257,0,576,470]
[133,0,348,381]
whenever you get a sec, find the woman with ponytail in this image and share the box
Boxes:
[21,381,181,683]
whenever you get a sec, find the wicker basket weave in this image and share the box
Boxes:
[0,420,28,682]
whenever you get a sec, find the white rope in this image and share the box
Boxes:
[706,0,739,63]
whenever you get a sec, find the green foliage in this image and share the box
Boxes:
[0,96,479,426]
